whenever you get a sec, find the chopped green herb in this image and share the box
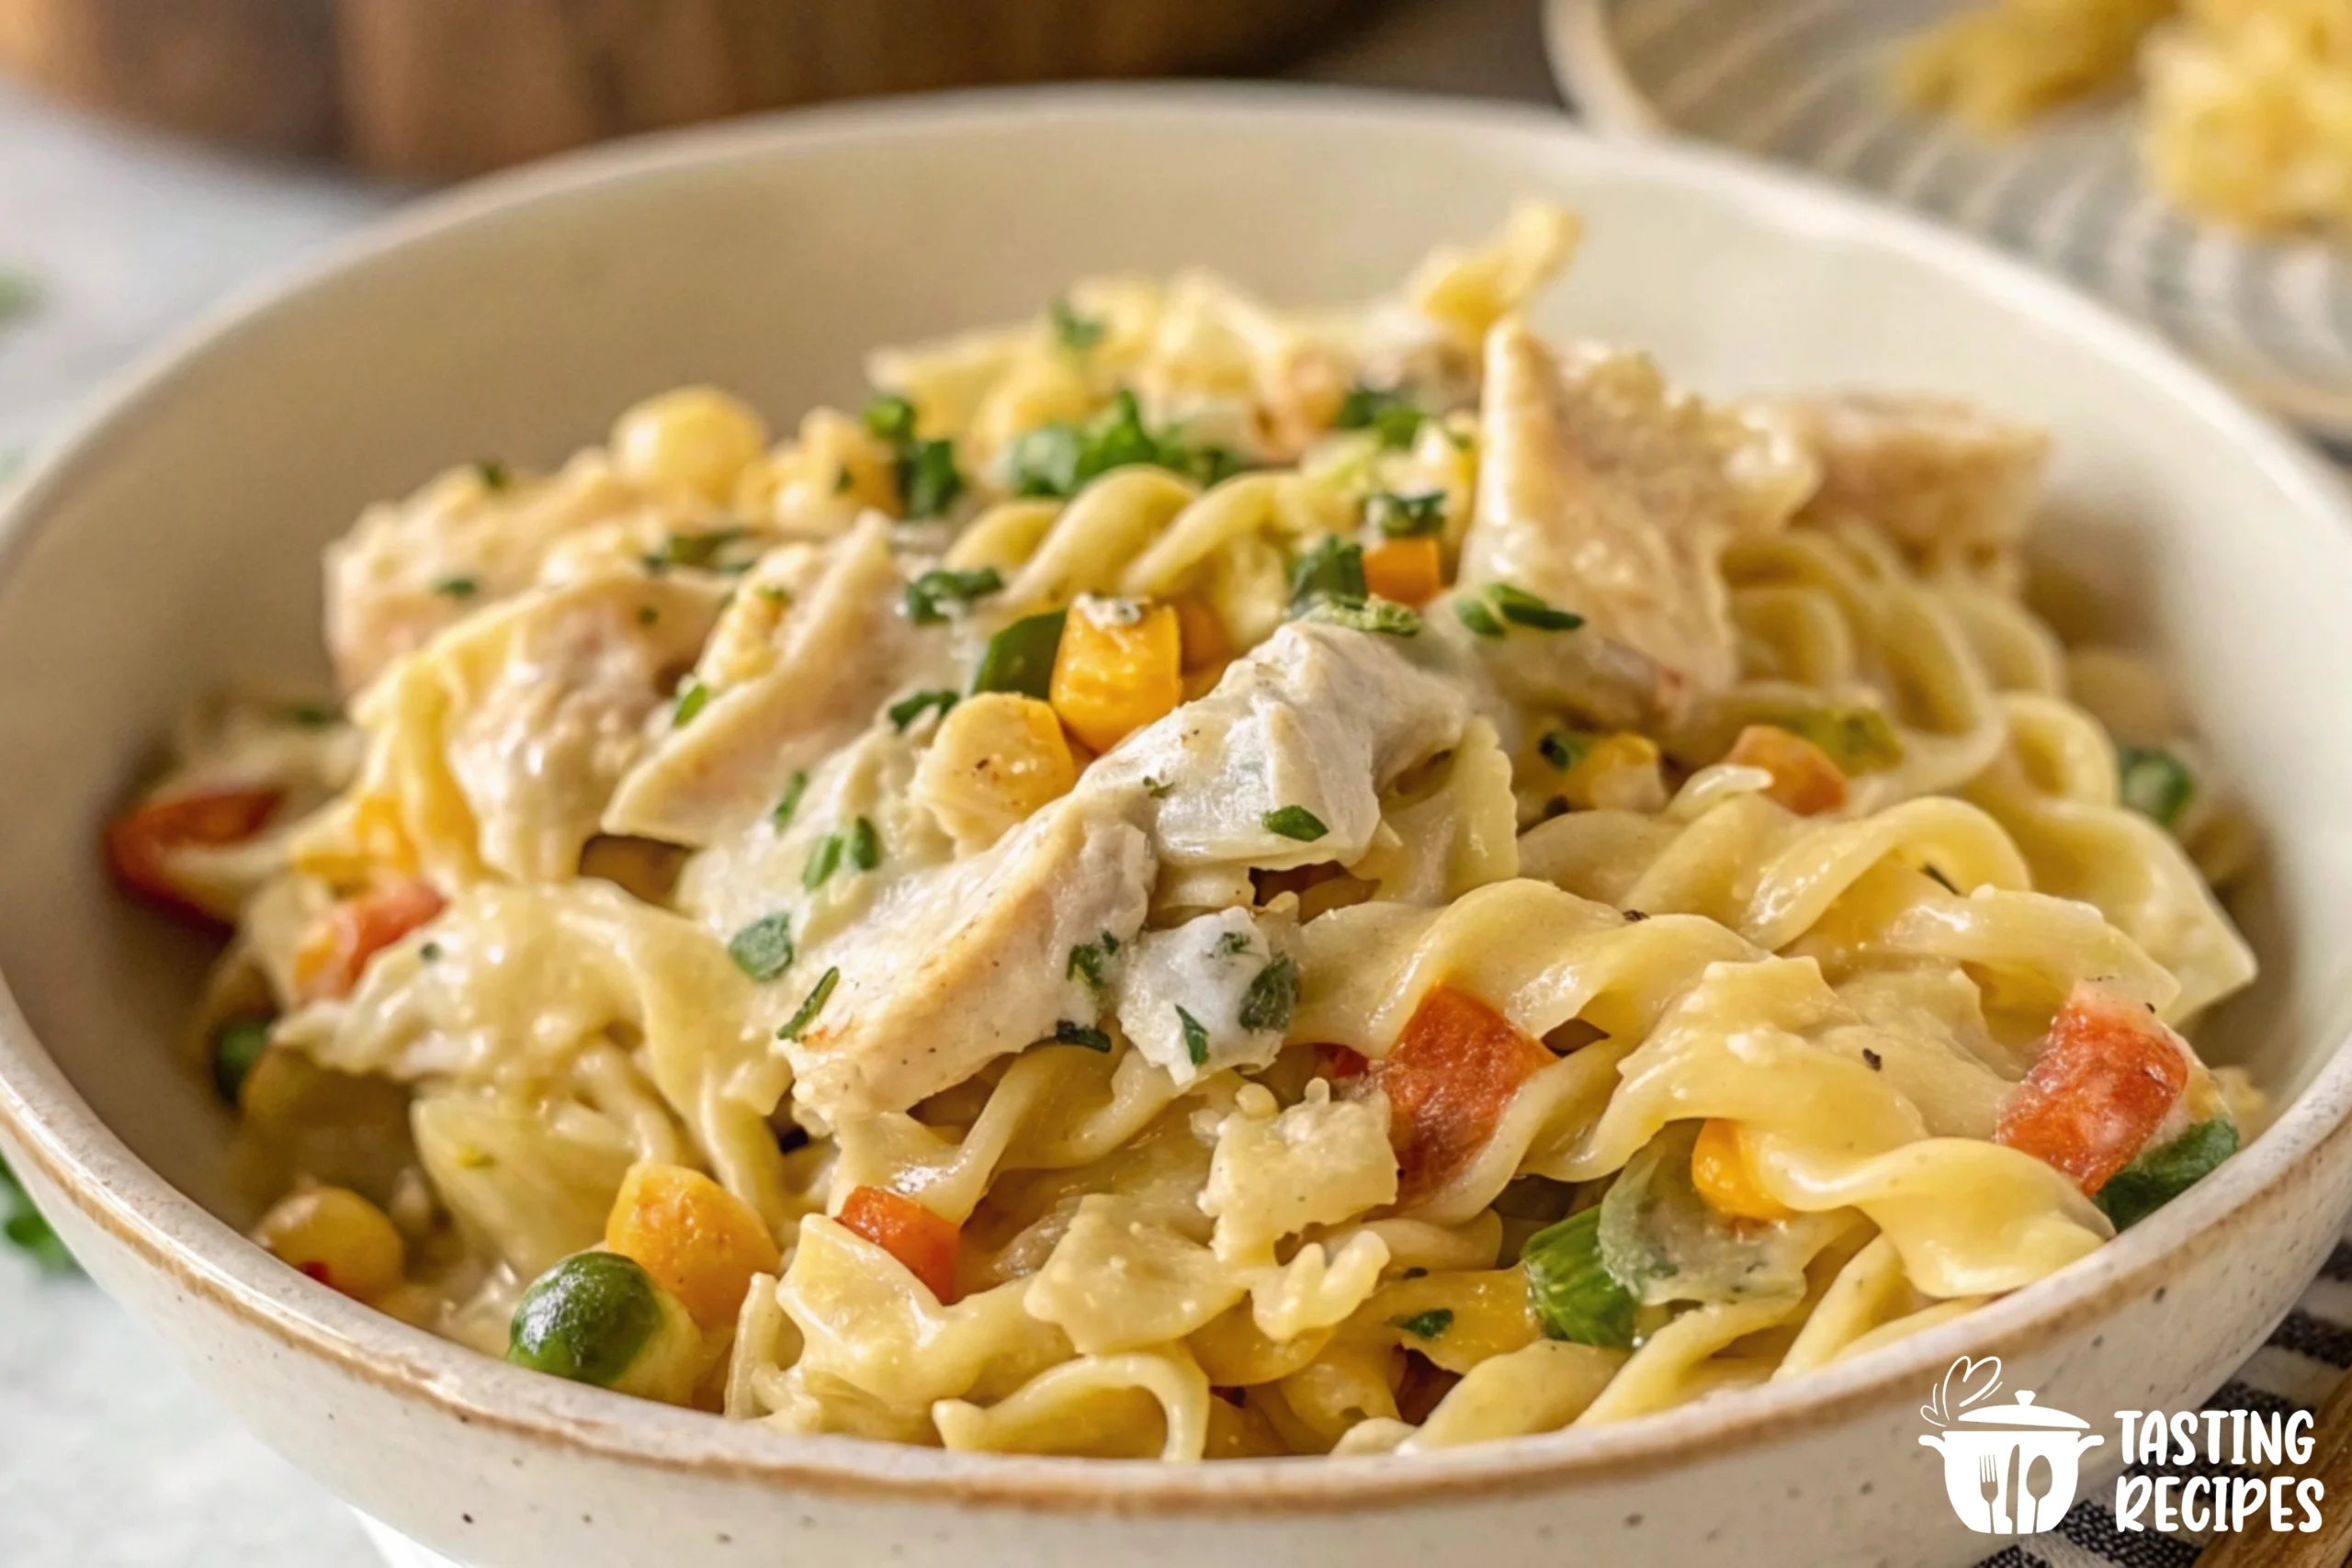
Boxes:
[1539,731,1590,773]
[2117,744,2196,829]
[864,394,918,445]
[2097,1118,2239,1229]
[1214,931,1254,957]
[1390,1308,1453,1340]
[434,575,481,602]
[0,1151,72,1275]
[1237,955,1298,1034]
[771,771,809,830]
[1143,776,1173,799]
[898,438,965,520]
[888,688,960,732]
[1487,584,1585,632]
[1068,932,1122,995]
[281,700,340,729]
[904,566,1004,625]
[802,833,844,891]
[1176,1006,1211,1067]
[1261,806,1329,842]
[1289,536,1369,611]
[1005,389,1237,499]
[672,680,711,727]
[1365,490,1448,538]
[1768,708,1905,774]
[1336,384,1427,449]
[846,817,881,873]
[757,583,793,605]
[1051,295,1106,353]
[209,1016,273,1106]
[1453,596,1504,638]
[474,458,511,491]
[1051,1020,1114,1052]
[1521,1207,1637,1348]
[636,604,659,626]
[652,527,749,571]
[727,913,796,982]
[1922,863,1960,895]
[777,967,841,1041]
[419,942,442,962]
[833,468,855,494]
[1300,596,1421,637]
[971,609,1068,699]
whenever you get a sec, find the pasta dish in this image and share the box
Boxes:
[105,205,2261,1461]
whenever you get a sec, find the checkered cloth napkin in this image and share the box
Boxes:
[1978,1237,2352,1565]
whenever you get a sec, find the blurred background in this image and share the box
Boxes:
[0,3,1545,1563]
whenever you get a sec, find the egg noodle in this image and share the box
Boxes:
[106,204,2261,1461]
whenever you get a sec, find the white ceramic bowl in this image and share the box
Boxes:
[4,87,2352,1568]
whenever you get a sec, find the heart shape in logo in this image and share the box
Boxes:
[1921,1355,2003,1426]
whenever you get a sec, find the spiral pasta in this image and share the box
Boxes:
[111,201,2260,1461]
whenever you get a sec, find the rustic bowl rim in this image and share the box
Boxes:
[3,80,2350,1514]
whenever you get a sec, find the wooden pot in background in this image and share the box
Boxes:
[0,0,1374,180]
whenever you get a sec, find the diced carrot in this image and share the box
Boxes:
[1170,595,1231,672]
[1048,598,1183,753]
[292,877,446,1003]
[836,1185,960,1302]
[1690,1118,1796,1222]
[605,1163,781,1328]
[1996,983,2189,1195]
[1725,723,1849,817]
[105,784,284,920]
[1375,986,1555,1206]
[1362,537,1444,606]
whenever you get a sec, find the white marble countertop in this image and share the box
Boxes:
[0,4,1552,1562]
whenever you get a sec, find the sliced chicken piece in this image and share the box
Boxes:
[1766,391,2051,581]
[1463,320,1818,709]
[787,794,1154,1120]
[1089,621,1472,871]
[603,515,954,847]
[326,454,656,694]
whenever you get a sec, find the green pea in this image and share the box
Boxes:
[507,1252,665,1388]
[210,1016,274,1107]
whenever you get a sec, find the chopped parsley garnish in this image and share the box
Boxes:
[1068,932,1122,995]
[1261,806,1329,842]
[1301,596,1421,637]
[803,833,844,891]
[1453,596,1504,638]
[846,816,881,873]
[1365,490,1447,538]
[2097,1118,2239,1229]
[1005,389,1238,500]
[776,968,840,1041]
[888,688,959,732]
[2117,744,2195,829]
[1486,583,1584,632]
[1051,295,1106,353]
[1177,1006,1211,1067]
[771,771,809,830]
[1214,931,1254,956]
[1521,1208,1635,1348]
[651,526,750,571]
[434,575,481,602]
[727,913,796,982]
[1768,708,1905,774]
[864,393,964,519]
[971,609,1067,699]
[904,566,1004,625]
[1052,1020,1114,1052]
[1539,731,1590,773]
[1390,1308,1453,1340]
[282,700,340,728]
[210,1016,273,1106]
[1335,384,1427,449]
[1238,955,1298,1033]
[1143,776,1173,799]
[419,942,442,962]
[672,679,711,727]
[0,1151,71,1275]
[1289,536,1368,610]
[474,458,511,491]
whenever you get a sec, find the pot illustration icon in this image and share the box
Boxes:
[1919,1390,2105,1534]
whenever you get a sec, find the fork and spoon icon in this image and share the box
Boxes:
[1978,1450,2057,1534]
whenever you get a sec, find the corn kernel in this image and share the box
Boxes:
[1561,733,1666,813]
[1362,536,1444,606]
[1049,597,1183,754]
[1690,1119,1795,1222]
[604,1163,781,1328]
[254,1184,407,1302]
[613,387,768,502]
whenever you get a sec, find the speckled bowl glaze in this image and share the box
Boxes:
[3,87,2351,1568]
